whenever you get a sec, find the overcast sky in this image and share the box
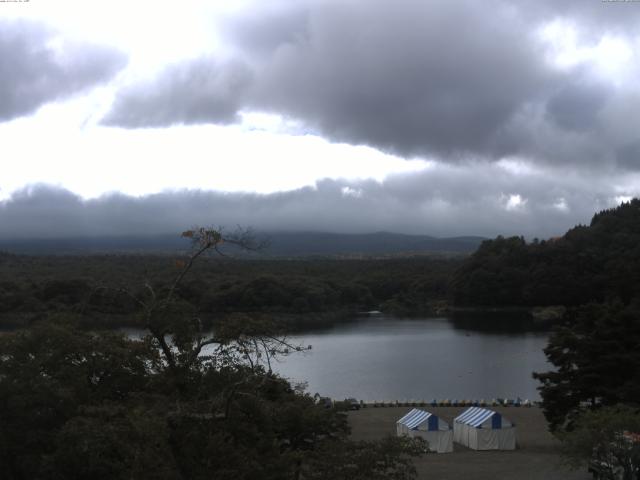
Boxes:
[1,0,639,239]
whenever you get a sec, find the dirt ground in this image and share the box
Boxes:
[348,406,592,480]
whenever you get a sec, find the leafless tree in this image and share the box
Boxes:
[111,227,303,374]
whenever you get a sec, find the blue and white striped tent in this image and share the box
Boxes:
[396,408,453,453]
[453,407,516,450]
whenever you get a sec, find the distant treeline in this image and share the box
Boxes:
[0,231,484,256]
[451,199,640,307]
[0,254,459,330]
[4,200,639,331]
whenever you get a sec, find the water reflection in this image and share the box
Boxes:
[449,311,550,334]
[271,315,550,402]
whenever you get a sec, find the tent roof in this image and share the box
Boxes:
[455,407,502,428]
[397,408,436,430]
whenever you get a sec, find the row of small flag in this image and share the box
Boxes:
[366,398,535,408]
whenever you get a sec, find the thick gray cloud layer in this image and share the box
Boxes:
[243,0,554,159]
[4,3,638,241]
[0,167,633,240]
[103,0,640,169]
[103,57,252,127]
[0,20,126,122]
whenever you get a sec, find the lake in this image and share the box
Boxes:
[117,314,551,401]
[268,315,551,402]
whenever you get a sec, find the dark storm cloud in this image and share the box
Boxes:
[105,0,554,159]
[102,58,252,127]
[616,141,640,170]
[0,20,127,122]
[545,82,609,132]
[102,0,640,170]
[1,169,634,240]
[249,0,556,159]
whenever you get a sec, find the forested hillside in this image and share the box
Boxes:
[0,254,459,330]
[5,200,640,329]
[451,199,640,307]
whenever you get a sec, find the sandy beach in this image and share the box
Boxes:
[348,406,592,480]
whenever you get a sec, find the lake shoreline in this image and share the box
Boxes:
[0,304,566,333]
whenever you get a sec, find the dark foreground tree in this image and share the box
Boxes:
[533,301,640,431]
[304,436,425,480]
[559,405,640,480]
[0,228,423,479]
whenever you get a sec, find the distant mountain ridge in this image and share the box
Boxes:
[261,231,484,256]
[0,231,485,256]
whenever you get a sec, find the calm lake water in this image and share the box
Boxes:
[269,315,550,402]
[115,314,550,401]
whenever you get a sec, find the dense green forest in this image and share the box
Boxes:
[0,253,459,331]
[0,229,424,479]
[4,200,640,333]
[4,200,640,334]
[512,201,640,466]
[3,203,640,477]
[451,199,640,307]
